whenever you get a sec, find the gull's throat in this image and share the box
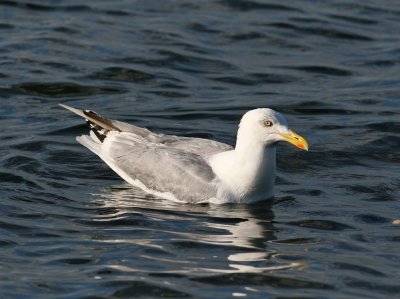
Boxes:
[209,133,277,203]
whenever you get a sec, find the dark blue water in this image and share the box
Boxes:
[1,0,399,298]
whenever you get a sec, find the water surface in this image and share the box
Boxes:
[0,0,399,298]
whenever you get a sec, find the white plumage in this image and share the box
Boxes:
[60,104,308,204]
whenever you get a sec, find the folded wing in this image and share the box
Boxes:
[77,132,220,203]
[60,103,232,158]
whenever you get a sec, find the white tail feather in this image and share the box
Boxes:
[76,135,102,156]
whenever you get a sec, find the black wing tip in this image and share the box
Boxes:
[91,127,107,143]
[60,104,120,142]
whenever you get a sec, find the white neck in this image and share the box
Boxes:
[209,129,276,203]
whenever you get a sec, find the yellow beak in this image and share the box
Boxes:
[280,130,309,151]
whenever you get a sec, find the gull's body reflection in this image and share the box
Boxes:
[91,184,302,275]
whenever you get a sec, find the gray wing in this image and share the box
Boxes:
[60,104,232,158]
[112,120,232,158]
[93,132,220,203]
[157,136,233,158]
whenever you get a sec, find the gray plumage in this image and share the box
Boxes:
[60,104,308,204]
[60,104,232,203]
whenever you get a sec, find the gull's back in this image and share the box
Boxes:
[60,104,233,203]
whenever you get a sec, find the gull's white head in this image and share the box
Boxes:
[238,108,308,150]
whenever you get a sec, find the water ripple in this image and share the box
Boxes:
[13,82,126,97]
[0,0,399,298]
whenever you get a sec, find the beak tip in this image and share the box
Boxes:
[282,130,309,151]
[299,144,309,151]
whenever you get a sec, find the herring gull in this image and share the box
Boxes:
[59,104,308,204]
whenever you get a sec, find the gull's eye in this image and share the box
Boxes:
[263,120,273,127]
